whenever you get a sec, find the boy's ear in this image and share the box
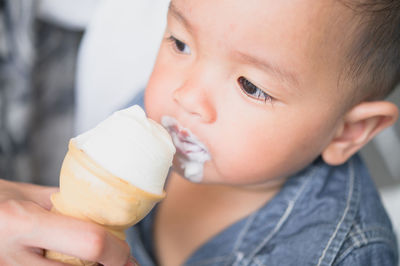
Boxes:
[322,101,399,165]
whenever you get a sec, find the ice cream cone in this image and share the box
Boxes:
[45,140,165,265]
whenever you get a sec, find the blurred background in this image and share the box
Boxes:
[0,0,399,260]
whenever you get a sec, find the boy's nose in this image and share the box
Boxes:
[172,79,216,123]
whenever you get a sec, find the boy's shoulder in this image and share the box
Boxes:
[245,155,398,266]
[329,155,399,265]
[128,155,398,266]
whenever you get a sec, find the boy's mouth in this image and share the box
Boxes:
[161,116,211,182]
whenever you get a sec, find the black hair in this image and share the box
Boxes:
[342,0,400,103]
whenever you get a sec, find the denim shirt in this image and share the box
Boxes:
[126,93,398,266]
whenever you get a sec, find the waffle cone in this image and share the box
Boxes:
[45,140,165,265]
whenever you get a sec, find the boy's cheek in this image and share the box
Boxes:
[144,91,163,123]
[145,83,172,122]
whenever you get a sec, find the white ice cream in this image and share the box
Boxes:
[73,105,175,195]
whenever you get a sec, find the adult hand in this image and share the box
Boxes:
[0,179,134,266]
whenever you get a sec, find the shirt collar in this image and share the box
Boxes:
[186,157,361,265]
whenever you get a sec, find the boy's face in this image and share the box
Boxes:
[145,0,354,186]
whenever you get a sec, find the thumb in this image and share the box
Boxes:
[0,179,57,210]
[20,182,59,210]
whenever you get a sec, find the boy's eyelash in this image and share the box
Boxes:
[238,77,273,103]
[166,35,179,46]
[166,35,190,54]
[166,35,176,42]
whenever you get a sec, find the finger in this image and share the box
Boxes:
[31,253,72,266]
[9,249,71,266]
[22,208,130,266]
[96,233,131,266]
[125,255,139,266]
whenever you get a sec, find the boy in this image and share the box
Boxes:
[0,0,398,265]
[128,0,399,265]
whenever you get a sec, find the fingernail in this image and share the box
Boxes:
[125,255,139,266]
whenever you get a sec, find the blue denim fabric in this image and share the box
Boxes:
[126,93,398,266]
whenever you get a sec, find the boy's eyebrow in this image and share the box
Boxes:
[169,2,193,33]
[234,51,300,89]
[169,2,300,90]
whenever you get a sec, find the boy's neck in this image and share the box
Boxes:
[164,171,286,227]
[154,171,284,266]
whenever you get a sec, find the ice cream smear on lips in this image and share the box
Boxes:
[161,116,211,183]
[73,105,175,195]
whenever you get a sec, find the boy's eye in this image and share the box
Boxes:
[238,76,272,103]
[168,35,191,55]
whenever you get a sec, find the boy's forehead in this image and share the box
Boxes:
[171,0,352,44]
[170,0,356,95]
